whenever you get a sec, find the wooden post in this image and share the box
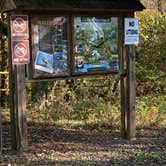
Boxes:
[119,16,127,139]
[8,14,17,151]
[0,15,3,154]
[15,65,28,151]
[126,12,136,140]
[121,13,136,140]
[9,65,28,151]
[126,45,136,140]
[8,14,28,151]
[0,107,2,154]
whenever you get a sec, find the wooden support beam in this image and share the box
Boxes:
[120,13,136,140]
[15,65,28,151]
[0,107,2,154]
[8,14,17,151]
[126,12,136,140]
[9,65,28,151]
[8,64,17,151]
[0,15,3,154]
[8,14,28,151]
[119,16,127,139]
[126,45,136,140]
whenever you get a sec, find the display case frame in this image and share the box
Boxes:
[28,12,122,80]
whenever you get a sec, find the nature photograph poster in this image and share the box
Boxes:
[74,17,119,73]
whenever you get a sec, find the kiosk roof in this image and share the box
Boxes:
[0,0,145,12]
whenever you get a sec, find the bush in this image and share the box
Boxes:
[136,95,166,127]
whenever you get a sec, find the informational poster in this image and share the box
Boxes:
[124,18,139,45]
[31,16,68,78]
[73,17,119,74]
[10,15,30,64]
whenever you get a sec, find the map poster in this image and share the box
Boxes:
[11,40,30,64]
[10,15,29,40]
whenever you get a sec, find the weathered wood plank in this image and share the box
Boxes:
[0,107,2,154]
[7,14,17,150]
[126,45,136,140]
[15,65,28,151]
[8,14,28,151]
[119,16,127,139]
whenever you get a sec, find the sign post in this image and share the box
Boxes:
[124,17,138,140]
[9,15,29,151]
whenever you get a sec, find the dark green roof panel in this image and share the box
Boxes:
[0,0,145,12]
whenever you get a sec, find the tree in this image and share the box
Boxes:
[135,4,166,94]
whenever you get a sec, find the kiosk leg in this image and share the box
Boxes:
[15,65,28,151]
[126,45,136,140]
[9,64,28,151]
[0,107,2,154]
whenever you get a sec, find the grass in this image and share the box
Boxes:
[136,95,166,127]
[24,94,166,128]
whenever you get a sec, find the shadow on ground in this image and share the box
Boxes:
[0,122,166,165]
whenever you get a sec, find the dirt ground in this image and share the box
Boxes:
[0,122,166,166]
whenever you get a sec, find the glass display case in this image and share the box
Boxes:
[31,16,69,78]
[31,16,119,78]
[73,17,119,74]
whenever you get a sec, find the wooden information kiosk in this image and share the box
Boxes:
[0,0,144,151]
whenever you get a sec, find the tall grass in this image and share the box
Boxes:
[26,79,166,128]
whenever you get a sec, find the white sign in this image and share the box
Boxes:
[124,18,139,45]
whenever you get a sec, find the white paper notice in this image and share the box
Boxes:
[124,18,139,45]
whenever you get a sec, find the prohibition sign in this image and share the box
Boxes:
[14,42,27,58]
[13,17,26,33]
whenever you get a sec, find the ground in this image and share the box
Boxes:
[0,121,166,166]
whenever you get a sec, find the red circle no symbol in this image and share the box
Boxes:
[13,17,26,33]
[14,43,27,58]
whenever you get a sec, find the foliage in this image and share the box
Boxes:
[0,13,8,107]
[26,77,120,123]
[136,95,166,127]
[26,79,166,127]
[135,8,166,95]
[136,9,166,80]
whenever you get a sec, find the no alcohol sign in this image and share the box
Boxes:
[10,15,30,64]
[12,40,30,64]
[10,15,29,40]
